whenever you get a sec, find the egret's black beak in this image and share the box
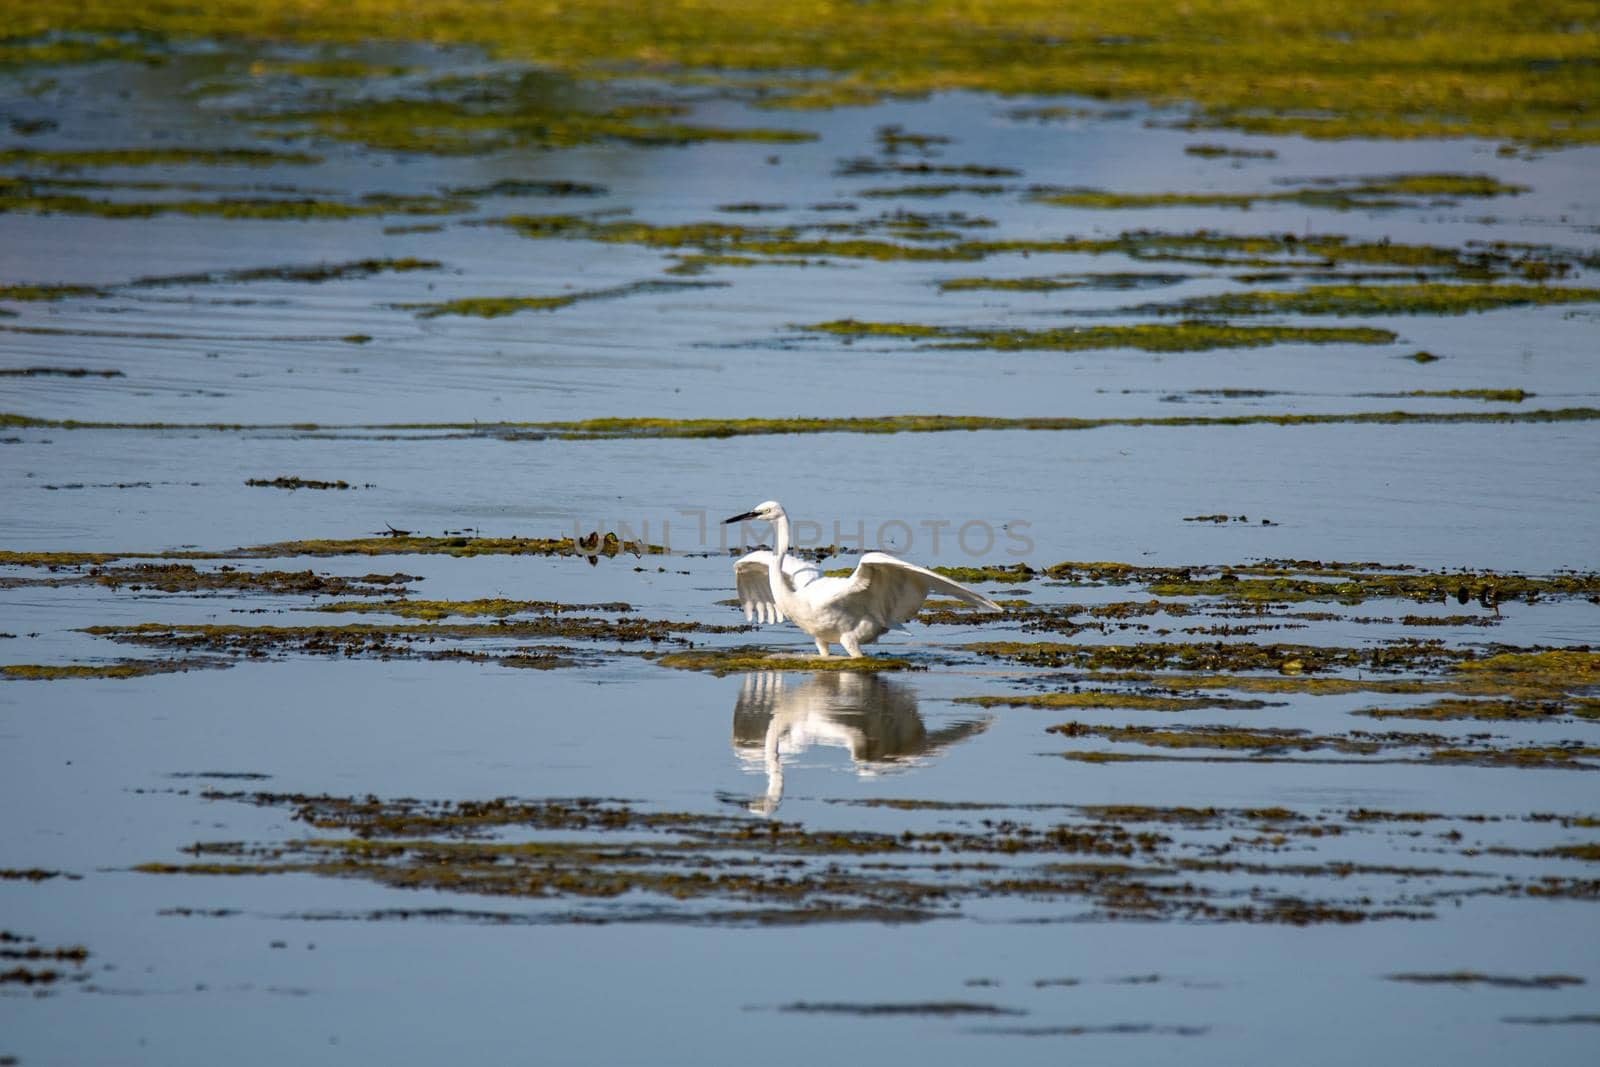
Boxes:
[723,510,760,525]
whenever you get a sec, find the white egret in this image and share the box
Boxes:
[723,500,1003,657]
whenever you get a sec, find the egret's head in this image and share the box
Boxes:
[723,500,784,525]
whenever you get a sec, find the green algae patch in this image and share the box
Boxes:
[1370,389,1531,403]
[939,272,1190,293]
[132,257,442,288]
[0,532,663,567]
[86,564,416,597]
[132,789,1436,925]
[1359,698,1600,723]
[399,279,722,319]
[229,533,662,560]
[15,2,1600,148]
[248,85,814,156]
[496,216,1597,281]
[0,147,321,168]
[1057,666,1590,705]
[656,648,919,675]
[1051,721,1382,755]
[807,319,1398,352]
[1158,283,1600,318]
[1455,650,1600,679]
[1051,722,1579,764]
[1,658,227,680]
[1036,174,1526,212]
[8,408,1600,443]
[956,691,1272,712]
[932,564,1036,585]
[0,283,108,302]
[406,294,586,317]
[970,639,1467,675]
[0,32,158,68]
[0,175,469,220]
[0,192,466,221]
[1145,568,1600,607]
[1429,747,1600,769]
[313,598,632,621]
[86,614,730,659]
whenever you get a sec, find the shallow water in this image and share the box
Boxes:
[3,41,1599,1066]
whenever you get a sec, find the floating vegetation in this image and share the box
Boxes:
[806,318,1398,352]
[655,648,918,675]
[6,408,1600,442]
[938,273,1190,293]
[84,614,732,661]
[1,658,228,680]
[1367,389,1531,403]
[1141,568,1600,606]
[131,257,442,287]
[312,598,633,621]
[261,57,415,79]
[0,531,661,567]
[0,32,157,68]
[836,158,1020,178]
[1358,698,1600,723]
[969,640,1467,675]
[0,147,322,168]
[10,4,1600,147]
[0,282,106,302]
[245,77,815,155]
[931,564,1036,585]
[956,692,1273,712]
[0,365,122,377]
[0,175,469,220]
[778,1001,1023,1017]
[439,179,606,199]
[245,476,351,490]
[491,214,1598,283]
[1035,174,1527,212]
[399,279,723,319]
[5,563,419,598]
[858,183,1011,199]
[1052,721,1414,756]
[133,789,1600,928]
[971,1023,1210,1038]
[1153,284,1600,318]
[1185,144,1276,160]
[1053,722,1600,767]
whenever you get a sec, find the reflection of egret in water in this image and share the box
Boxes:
[732,672,990,816]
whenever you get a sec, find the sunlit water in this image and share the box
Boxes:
[3,44,1598,1066]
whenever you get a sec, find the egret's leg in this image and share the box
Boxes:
[813,638,831,657]
[840,634,866,659]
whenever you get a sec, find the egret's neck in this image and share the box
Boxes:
[767,512,795,595]
[772,512,790,561]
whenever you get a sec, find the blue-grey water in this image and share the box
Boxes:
[3,43,1599,1066]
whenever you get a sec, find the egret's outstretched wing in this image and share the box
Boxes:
[733,551,821,624]
[839,552,1003,629]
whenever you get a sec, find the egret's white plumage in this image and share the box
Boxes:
[724,500,1002,657]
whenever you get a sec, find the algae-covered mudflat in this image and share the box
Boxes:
[2,4,1598,1065]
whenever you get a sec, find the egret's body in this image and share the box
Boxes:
[725,501,1002,657]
